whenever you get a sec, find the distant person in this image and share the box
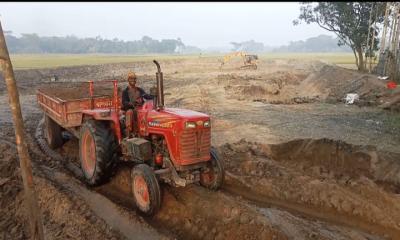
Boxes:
[121,71,153,111]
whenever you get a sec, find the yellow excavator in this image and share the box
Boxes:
[219,51,258,70]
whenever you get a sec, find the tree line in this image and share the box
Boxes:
[272,35,352,52]
[230,35,352,53]
[4,33,200,54]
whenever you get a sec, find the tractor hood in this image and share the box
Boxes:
[146,107,210,129]
[162,108,209,119]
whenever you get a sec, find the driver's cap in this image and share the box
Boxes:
[127,71,136,80]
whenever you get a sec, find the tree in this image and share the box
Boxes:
[293,2,385,71]
[229,40,265,53]
[273,34,352,53]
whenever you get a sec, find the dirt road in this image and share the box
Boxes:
[1,57,399,239]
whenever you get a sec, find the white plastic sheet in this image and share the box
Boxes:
[345,93,359,104]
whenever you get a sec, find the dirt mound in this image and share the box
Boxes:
[220,63,393,107]
[300,65,388,104]
[379,88,400,112]
[219,138,400,235]
[221,71,314,104]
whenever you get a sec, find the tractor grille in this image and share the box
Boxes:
[179,128,211,164]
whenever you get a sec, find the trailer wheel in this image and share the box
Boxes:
[44,115,63,149]
[200,147,225,190]
[79,120,119,186]
[131,164,161,216]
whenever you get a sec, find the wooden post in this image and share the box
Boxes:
[0,21,45,239]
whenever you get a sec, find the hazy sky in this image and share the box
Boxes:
[0,2,334,48]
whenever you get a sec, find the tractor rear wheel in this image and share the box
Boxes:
[44,115,63,149]
[131,164,161,216]
[79,120,119,186]
[200,147,225,190]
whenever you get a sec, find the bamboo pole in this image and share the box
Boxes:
[385,3,396,76]
[379,2,390,54]
[0,20,45,240]
[390,5,398,52]
[365,3,374,70]
[393,5,400,81]
[393,5,400,53]
[369,3,378,73]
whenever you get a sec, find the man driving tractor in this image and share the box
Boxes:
[122,71,153,136]
[122,71,153,111]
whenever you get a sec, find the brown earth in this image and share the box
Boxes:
[1,57,400,240]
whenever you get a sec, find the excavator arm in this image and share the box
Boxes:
[219,51,258,70]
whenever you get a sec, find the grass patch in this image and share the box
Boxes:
[9,52,373,70]
[382,112,400,133]
[9,54,209,70]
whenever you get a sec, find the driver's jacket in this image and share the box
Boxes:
[121,86,153,111]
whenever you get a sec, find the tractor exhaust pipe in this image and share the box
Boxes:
[153,60,164,110]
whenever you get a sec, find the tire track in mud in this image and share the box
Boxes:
[31,118,170,240]
[32,118,391,240]
[222,171,398,239]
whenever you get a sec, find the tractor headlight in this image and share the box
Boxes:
[203,120,211,127]
[185,121,196,129]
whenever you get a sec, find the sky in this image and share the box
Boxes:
[0,2,334,49]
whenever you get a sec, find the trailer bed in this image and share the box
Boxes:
[37,82,121,128]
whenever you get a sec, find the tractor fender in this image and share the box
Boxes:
[81,109,122,143]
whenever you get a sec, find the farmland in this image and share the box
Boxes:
[1,54,398,240]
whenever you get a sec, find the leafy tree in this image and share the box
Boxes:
[293,2,386,71]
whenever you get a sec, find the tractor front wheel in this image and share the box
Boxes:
[131,164,161,216]
[200,147,225,190]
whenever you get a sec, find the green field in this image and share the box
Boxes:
[9,53,365,70]
[9,54,202,70]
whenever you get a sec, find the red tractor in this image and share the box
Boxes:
[37,60,224,215]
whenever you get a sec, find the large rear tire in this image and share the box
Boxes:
[79,120,119,186]
[44,115,63,149]
[131,164,161,216]
[200,147,225,190]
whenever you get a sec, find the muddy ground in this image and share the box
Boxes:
[1,57,400,240]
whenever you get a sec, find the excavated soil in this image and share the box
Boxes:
[38,83,116,100]
[219,64,393,107]
[1,57,400,240]
[220,139,400,235]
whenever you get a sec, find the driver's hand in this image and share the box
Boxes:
[135,97,143,106]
